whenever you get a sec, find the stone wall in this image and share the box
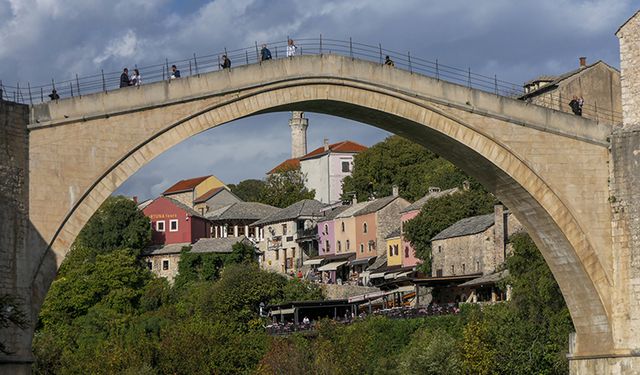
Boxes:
[321,284,379,300]
[0,100,31,371]
[375,198,410,257]
[144,253,182,284]
[617,11,640,129]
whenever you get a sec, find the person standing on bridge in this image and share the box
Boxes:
[569,96,582,116]
[261,44,272,61]
[170,65,181,79]
[384,55,395,67]
[120,68,131,88]
[287,39,297,57]
[220,55,231,69]
[130,69,142,86]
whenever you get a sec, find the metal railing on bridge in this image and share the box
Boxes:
[0,37,622,124]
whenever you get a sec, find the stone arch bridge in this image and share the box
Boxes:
[2,53,639,374]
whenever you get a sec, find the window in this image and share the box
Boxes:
[363,222,368,233]
[368,242,373,252]
[476,261,480,271]
[325,240,330,253]
[324,224,328,234]
[341,222,345,232]
[389,245,393,257]
[147,261,153,270]
[404,246,409,258]
[337,241,342,252]
[360,244,364,253]
[162,260,169,270]
[436,269,443,277]
[438,245,442,253]
[282,223,288,235]
[451,265,455,275]
[462,263,466,273]
[169,219,179,232]
[275,249,280,260]
[291,248,296,258]
[346,240,350,250]
[156,220,165,232]
[394,245,399,256]
[341,161,350,172]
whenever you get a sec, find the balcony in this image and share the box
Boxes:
[296,228,318,241]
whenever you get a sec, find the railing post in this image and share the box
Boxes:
[349,37,353,59]
[194,53,199,75]
[408,51,412,73]
[435,59,439,80]
[320,34,323,55]
[0,80,3,101]
[379,43,382,64]
[245,50,249,65]
[165,58,169,80]
[76,74,80,96]
[189,60,192,76]
[162,65,165,80]
[70,81,73,97]
[494,75,498,95]
[101,70,106,92]
[467,67,471,88]
[255,41,259,63]
[275,46,278,59]
[16,82,21,103]
[27,82,32,104]
[40,87,44,102]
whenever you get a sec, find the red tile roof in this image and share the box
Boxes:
[163,175,212,195]
[299,140,367,160]
[267,158,301,174]
[193,186,226,204]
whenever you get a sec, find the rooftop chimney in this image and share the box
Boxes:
[579,57,587,68]
[392,185,399,197]
[323,138,330,151]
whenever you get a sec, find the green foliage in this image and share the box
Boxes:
[403,189,497,273]
[341,135,469,202]
[397,327,462,375]
[39,247,152,329]
[228,178,266,202]
[461,318,496,374]
[76,195,151,252]
[174,241,257,288]
[261,165,315,208]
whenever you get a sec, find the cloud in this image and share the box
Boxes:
[93,30,139,65]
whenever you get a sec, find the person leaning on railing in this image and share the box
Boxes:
[220,54,231,69]
[384,55,395,67]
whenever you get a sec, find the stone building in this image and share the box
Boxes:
[519,58,622,124]
[430,205,523,278]
[192,186,242,215]
[252,199,326,274]
[142,242,189,283]
[400,187,459,267]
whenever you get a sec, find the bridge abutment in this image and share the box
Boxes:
[0,101,35,374]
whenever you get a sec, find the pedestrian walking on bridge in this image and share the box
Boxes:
[261,44,272,61]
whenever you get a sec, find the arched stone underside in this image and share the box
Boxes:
[27,55,617,357]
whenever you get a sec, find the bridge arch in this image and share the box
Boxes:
[27,54,614,356]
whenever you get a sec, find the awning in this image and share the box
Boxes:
[303,258,324,266]
[270,307,295,316]
[348,257,375,266]
[395,271,412,279]
[318,261,348,272]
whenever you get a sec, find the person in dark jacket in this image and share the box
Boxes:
[48,89,60,100]
[221,55,231,69]
[171,65,181,79]
[260,44,272,61]
[120,68,131,88]
[569,96,582,116]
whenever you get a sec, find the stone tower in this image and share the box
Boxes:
[289,111,308,158]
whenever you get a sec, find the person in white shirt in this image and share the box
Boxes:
[130,69,142,86]
[287,39,297,57]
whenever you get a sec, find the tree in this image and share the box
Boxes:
[76,196,151,252]
[261,165,315,208]
[341,135,469,202]
[403,189,497,273]
[228,179,266,202]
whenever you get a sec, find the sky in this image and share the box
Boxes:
[1,0,637,200]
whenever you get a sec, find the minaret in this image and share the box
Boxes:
[289,111,308,158]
